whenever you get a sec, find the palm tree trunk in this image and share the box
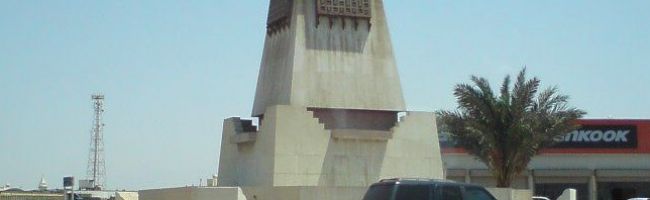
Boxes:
[496,168,514,188]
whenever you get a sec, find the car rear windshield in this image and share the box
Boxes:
[441,185,463,200]
[363,184,394,200]
[395,185,429,200]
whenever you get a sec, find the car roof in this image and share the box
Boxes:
[371,178,484,188]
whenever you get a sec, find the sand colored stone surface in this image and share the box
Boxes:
[486,188,533,200]
[252,0,405,116]
[140,0,445,199]
[218,105,443,189]
[139,187,246,200]
[557,189,578,200]
[115,192,139,200]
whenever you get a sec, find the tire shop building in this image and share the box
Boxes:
[441,119,650,200]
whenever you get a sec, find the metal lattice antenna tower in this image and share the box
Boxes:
[87,94,105,190]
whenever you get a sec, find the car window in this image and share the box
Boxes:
[395,185,429,200]
[363,185,393,200]
[464,186,497,200]
[441,185,463,200]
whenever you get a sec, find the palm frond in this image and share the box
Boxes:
[438,67,586,187]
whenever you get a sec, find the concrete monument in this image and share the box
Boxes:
[140,1,443,199]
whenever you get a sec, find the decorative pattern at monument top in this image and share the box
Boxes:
[316,0,371,18]
[267,0,293,34]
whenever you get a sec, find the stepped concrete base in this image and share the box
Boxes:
[218,105,444,188]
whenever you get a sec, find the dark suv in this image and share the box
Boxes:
[362,178,497,200]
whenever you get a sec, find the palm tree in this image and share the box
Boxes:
[437,68,585,187]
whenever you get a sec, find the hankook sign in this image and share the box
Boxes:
[552,125,638,148]
[439,125,639,149]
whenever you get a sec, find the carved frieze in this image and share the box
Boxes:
[267,0,293,34]
[315,0,371,29]
[316,0,371,18]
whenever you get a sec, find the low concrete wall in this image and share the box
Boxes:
[115,192,138,200]
[139,187,245,200]
[139,186,367,200]
[557,189,577,200]
[486,188,532,200]
[242,186,368,200]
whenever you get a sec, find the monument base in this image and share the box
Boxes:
[140,105,444,200]
[218,105,444,188]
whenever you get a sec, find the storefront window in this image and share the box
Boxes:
[598,182,650,200]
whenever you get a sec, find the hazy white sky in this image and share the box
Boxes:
[1,0,649,190]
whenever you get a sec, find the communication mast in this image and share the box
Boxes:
[86,94,105,190]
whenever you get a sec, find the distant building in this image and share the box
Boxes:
[206,175,217,187]
[0,190,63,200]
[74,190,138,200]
[38,177,48,191]
[442,119,650,200]
[0,190,137,200]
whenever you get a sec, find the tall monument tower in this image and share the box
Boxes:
[252,0,405,117]
[218,0,443,199]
